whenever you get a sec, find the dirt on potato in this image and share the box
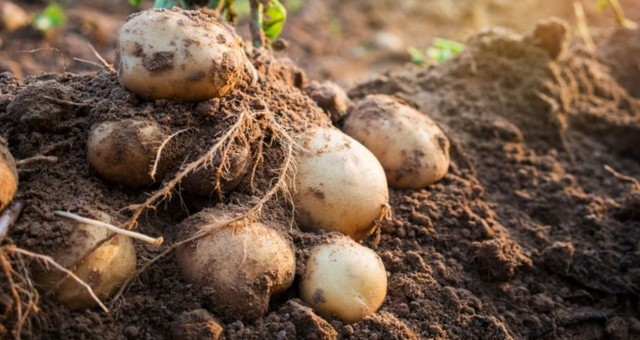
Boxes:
[1,5,640,340]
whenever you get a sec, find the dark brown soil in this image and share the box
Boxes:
[1,1,640,340]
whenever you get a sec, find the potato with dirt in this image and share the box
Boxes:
[292,127,389,241]
[38,211,137,310]
[343,94,450,189]
[0,137,18,212]
[87,119,169,188]
[300,237,388,324]
[116,8,248,101]
[176,208,296,321]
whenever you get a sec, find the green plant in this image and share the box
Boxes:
[32,3,67,33]
[596,0,638,29]
[130,0,288,48]
[427,38,464,63]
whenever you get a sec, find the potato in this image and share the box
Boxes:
[176,209,295,321]
[116,8,247,101]
[39,211,136,310]
[300,237,387,324]
[87,119,167,187]
[181,141,250,196]
[292,127,388,241]
[0,138,18,212]
[343,95,450,189]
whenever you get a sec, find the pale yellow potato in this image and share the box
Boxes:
[87,119,167,187]
[176,209,296,321]
[300,237,388,324]
[292,127,388,241]
[343,94,450,189]
[0,138,17,211]
[39,211,137,310]
[116,8,247,101]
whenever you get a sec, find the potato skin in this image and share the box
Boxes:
[293,127,389,241]
[300,238,387,324]
[87,119,167,187]
[176,210,296,321]
[0,138,18,211]
[343,94,450,189]
[116,8,246,102]
[39,211,137,310]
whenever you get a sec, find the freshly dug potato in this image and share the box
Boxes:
[300,237,387,324]
[176,209,295,321]
[87,119,168,187]
[292,127,388,241]
[116,8,247,101]
[343,95,450,189]
[39,211,136,310]
[0,138,18,211]
[181,141,250,196]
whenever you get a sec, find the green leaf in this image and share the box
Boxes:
[153,0,188,8]
[407,46,426,66]
[427,38,464,63]
[129,0,143,6]
[33,4,68,32]
[262,0,287,41]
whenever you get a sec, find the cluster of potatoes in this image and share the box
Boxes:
[0,7,451,327]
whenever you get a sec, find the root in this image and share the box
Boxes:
[604,164,640,190]
[42,96,90,107]
[16,156,58,169]
[573,2,596,54]
[5,246,108,313]
[18,48,67,73]
[149,128,191,181]
[114,102,299,304]
[87,43,115,74]
[126,110,253,228]
[53,211,163,246]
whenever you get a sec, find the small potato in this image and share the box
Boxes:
[116,8,247,101]
[343,94,450,189]
[300,237,387,324]
[181,141,250,197]
[0,138,17,211]
[39,211,136,310]
[87,119,167,187]
[293,127,388,241]
[176,208,295,321]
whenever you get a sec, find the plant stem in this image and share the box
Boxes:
[249,0,266,48]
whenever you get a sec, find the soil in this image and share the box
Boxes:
[1,1,640,340]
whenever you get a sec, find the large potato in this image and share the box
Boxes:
[87,119,168,187]
[39,211,137,310]
[343,95,450,189]
[292,127,388,241]
[300,237,388,324]
[116,8,247,101]
[176,208,296,321]
[0,138,17,211]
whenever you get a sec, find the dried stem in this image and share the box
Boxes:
[16,155,58,168]
[53,211,163,246]
[87,43,115,73]
[5,246,109,313]
[573,2,596,54]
